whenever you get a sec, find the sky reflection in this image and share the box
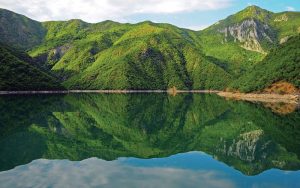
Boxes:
[0,152,299,188]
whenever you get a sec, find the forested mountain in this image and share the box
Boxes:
[0,8,45,50]
[229,35,300,93]
[28,19,232,90]
[0,6,299,91]
[0,44,62,90]
[199,5,300,75]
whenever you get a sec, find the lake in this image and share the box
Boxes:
[0,93,299,188]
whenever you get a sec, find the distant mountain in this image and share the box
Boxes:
[229,35,300,93]
[0,44,63,91]
[0,6,299,91]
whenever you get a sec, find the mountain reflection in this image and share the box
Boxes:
[0,93,299,175]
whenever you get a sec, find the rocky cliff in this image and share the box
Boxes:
[218,19,276,53]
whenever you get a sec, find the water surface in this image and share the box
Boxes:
[0,93,299,187]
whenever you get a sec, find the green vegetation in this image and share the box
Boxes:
[198,6,270,70]
[0,6,299,91]
[199,5,300,75]
[62,22,232,89]
[0,93,299,175]
[272,12,300,39]
[0,8,45,50]
[229,35,300,92]
[0,44,63,90]
[27,20,232,90]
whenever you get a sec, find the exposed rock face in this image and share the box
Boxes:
[219,19,275,53]
[47,45,71,65]
[225,130,271,162]
[217,130,269,163]
[49,45,71,60]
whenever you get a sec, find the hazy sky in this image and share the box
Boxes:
[0,0,299,30]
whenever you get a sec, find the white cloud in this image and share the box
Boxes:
[186,24,210,31]
[286,6,295,11]
[0,0,233,23]
[0,158,236,188]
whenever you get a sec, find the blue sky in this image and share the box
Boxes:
[127,0,300,30]
[0,0,299,30]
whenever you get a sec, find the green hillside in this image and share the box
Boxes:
[199,6,300,75]
[0,6,299,91]
[0,8,45,50]
[229,35,300,93]
[0,45,63,91]
[29,20,232,90]
[60,22,232,89]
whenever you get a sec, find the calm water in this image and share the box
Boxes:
[0,93,299,188]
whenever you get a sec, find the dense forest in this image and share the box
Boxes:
[229,35,300,93]
[0,6,299,92]
[0,44,62,90]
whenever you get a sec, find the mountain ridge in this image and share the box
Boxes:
[0,6,299,91]
[0,44,63,90]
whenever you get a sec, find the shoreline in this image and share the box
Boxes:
[0,90,299,104]
[217,92,300,104]
[0,90,219,95]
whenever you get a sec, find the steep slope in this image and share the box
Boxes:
[29,19,128,71]
[29,21,232,90]
[229,35,300,93]
[0,44,63,91]
[0,7,299,90]
[0,8,45,50]
[64,23,232,89]
[199,6,300,75]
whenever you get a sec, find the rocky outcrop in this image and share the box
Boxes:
[45,45,71,67]
[219,19,275,53]
[48,45,71,62]
[218,130,270,162]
